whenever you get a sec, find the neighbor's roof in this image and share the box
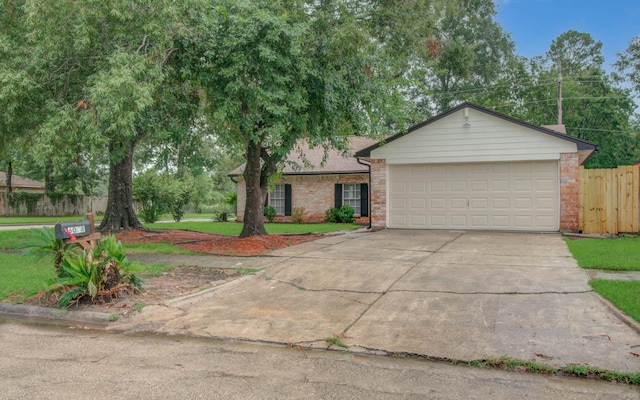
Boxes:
[355,102,599,157]
[228,136,379,177]
[0,172,45,189]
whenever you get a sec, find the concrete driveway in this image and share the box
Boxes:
[114,230,640,373]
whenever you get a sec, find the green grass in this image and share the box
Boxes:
[564,237,640,271]
[0,215,103,225]
[590,280,640,322]
[128,261,175,277]
[0,229,43,250]
[145,221,361,235]
[0,253,56,301]
[0,252,174,301]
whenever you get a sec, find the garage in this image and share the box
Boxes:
[388,160,559,231]
[355,102,599,232]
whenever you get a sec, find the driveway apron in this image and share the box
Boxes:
[113,230,640,373]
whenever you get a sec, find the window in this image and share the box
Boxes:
[269,184,286,215]
[334,183,368,216]
[343,184,361,215]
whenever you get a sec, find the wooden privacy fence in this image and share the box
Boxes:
[578,165,640,234]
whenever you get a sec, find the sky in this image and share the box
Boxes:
[495,0,640,71]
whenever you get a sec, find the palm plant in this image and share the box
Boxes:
[18,227,78,276]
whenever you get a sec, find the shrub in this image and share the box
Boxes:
[215,211,228,222]
[21,229,140,308]
[325,205,355,223]
[264,205,277,222]
[292,207,307,224]
[132,171,192,223]
[49,235,140,308]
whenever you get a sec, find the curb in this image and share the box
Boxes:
[0,302,112,326]
[592,293,640,335]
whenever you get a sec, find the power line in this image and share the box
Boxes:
[566,127,639,134]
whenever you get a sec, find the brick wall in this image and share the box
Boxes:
[559,152,579,231]
[368,159,387,228]
[235,173,370,224]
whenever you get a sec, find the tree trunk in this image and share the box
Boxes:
[260,147,277,207]
[239,138,267,237]
[44,161,55,194]
[5,161,12,194]
[98,138,143,233]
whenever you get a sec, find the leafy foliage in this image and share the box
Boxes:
[18,227,77,276]
[186,0,422,237]
[132,171,193,223]
[291,207,307,224]
[616,35,640,95]
[48,235,140,308]
[325,205,355,223]
[263,205,277,223]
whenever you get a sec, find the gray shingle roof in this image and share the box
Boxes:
[228,136,379,176]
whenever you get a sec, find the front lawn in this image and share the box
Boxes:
[0,253,56,301]
[145,221,361,235]
[0,215,103,225]
[590,280,640,322]
[0,222,357,302]
[564,237,640,271]
[0,251,174,302]
[565,236,640,323]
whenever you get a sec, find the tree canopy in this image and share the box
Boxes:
[187,0,437,236]
[18,0,203,231]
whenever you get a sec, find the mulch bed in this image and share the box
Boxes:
[115,229,323,256]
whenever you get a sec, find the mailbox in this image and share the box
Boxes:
[55,220,92,240]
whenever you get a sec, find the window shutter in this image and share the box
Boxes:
[360,183,368,217]
[264,192,269,207]
[335,184,342,208]
[284,184,292,216]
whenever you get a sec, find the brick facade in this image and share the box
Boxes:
[236,173,370,224]
[236,153,582,231]
[368,159,387,228]
[559,152,580,231]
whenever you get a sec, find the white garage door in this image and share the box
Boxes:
[388,161,559,231]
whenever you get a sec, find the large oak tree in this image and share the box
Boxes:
[188,0,437,237]
[21,0,202,232]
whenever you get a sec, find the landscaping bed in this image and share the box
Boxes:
[5,229,324,318]
[115,228,323,256]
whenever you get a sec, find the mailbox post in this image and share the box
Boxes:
[55,213,102,251]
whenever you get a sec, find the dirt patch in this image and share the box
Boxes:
[13,229,323,318]
[20,266,242,316]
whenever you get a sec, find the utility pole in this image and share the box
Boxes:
[557,59,563,125]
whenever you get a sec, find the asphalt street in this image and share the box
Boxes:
[1,321,637,399]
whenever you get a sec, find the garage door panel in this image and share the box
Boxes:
[451,181,466,192]
[514,180,532,191]
[470,215,489,228]
[450,215,468,227]
[471,180,488,192]
[430,198,446,209]
[388,161,559,231]
[451,198,467,209]
[470,198,488,209]
[491,215,510,228]
[430,215,446,227]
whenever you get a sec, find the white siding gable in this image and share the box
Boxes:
[371,107,577,164]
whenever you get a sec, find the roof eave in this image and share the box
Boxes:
[355,102,599,157]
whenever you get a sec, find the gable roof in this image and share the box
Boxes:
[0,172,45,190]
[355,102,599,158]
[228,136,379,177]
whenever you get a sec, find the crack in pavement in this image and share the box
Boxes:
[341,232,465,335]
